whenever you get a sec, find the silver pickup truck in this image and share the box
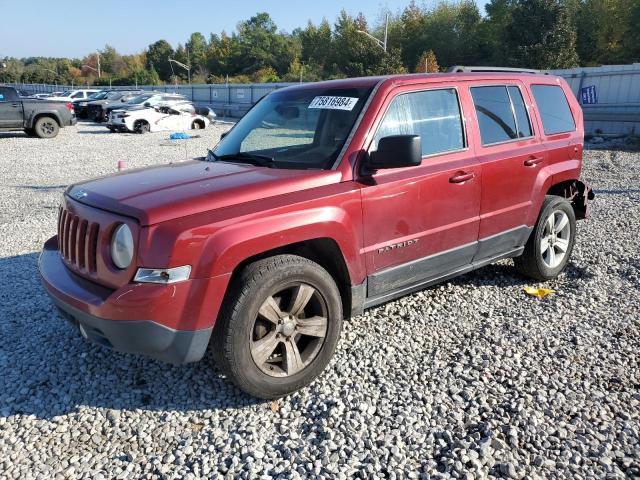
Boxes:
[0,86,76,138]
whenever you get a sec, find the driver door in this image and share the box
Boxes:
[360,85,482,300]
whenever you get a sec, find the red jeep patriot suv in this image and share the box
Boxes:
[40,67,593,398]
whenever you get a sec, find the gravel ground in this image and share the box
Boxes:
[0,122,638,479]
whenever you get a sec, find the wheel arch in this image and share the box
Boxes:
[546,179,594,220]
[32,112,61,128]
[228,238,353,320]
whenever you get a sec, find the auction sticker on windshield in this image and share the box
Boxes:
[309,96,359,111]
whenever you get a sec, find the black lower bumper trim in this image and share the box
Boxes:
[51,296,212,365]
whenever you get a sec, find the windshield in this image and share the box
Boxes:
[128,94,153,104]
[60,90,72,97]
[212,85,373,170]
[106,92,123,100]
[90,91,108,100]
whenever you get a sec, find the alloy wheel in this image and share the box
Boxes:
[540,210,571,268]
[250,283,328,378]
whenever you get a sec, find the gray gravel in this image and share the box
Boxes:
[0,122,639,479]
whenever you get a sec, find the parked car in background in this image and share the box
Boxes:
[104,92,188,131]
[16,89,33,98]
[32,93,53,99]
[39,68,593,398]
[0,86,76,138]
[108,103,215,133]
[72,90,108,118]
[87,89,143,122]
[48,89,101,102]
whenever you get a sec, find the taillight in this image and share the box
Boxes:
[66,102,74,112]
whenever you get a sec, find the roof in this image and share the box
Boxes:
[279,69,560,94]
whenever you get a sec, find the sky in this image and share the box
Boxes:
[0,0,489,58]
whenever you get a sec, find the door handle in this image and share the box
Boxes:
[524,156,544,167]
[449,171,475,184]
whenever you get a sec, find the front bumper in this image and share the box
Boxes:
[38,236,223,365]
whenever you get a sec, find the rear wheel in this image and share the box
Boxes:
[212,255,343,399]
[34,116,60,138]
[191,120,203,130]
[133,120,150,134]
[515,195,576,280]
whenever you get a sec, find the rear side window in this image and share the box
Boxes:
[374,88,465,156]
[531,85,576,135]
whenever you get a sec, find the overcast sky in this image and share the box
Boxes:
[0,0,490,58]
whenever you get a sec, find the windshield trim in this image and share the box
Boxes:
[329,79,383,170]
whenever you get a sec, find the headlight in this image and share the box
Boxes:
[110,224,134,269]
[134,266,191,284]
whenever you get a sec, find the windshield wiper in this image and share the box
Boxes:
[214,152,276,168]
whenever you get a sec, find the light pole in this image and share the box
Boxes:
[168,57,191,85]
[357,12,389,53]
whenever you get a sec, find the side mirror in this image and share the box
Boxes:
[367,135,422,171]
[220,131,229,139]
[144,102,151,107]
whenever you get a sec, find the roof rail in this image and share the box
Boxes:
[447,65,548,75]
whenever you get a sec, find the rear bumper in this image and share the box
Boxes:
[38,236,227,364]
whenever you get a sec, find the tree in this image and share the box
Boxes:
[415,50,439,73]
[146,40,174,81]
[186,32,208,71]
[504,0,579,69]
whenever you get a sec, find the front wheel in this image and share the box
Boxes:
[212,255,343,399]
[515,195,576,281]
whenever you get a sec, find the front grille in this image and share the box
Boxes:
[58,207,100,273]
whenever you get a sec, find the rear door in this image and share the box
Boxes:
[0,88,24,128]
[359,84,481,301]
[468,82,544,260]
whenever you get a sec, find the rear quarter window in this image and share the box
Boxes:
[531,84,576,135]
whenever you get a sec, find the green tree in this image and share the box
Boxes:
[504,0,579,69]
[146,40,174,81]
[186,32,208,70]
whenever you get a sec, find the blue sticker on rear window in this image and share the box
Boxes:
[0,94,4,100]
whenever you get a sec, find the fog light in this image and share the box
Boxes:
[134,266,191,284]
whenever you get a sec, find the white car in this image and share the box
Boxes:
[108,102,216,133]
[48,89,101,102]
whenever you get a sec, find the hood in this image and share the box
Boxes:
[68,160,341,226]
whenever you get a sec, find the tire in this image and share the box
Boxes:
[107,126,116,132]
[514,195,576,281]
[133,120,150,134]
[191,120,203,130]
[34,116,60,139]
[212,255,343,399]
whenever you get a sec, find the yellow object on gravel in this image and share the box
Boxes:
[523,286,556,299]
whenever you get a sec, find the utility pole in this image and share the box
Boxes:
[96,52,101,78]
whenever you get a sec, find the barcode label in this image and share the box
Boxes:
[308,96,359,111]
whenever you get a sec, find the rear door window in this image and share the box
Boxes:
[531,84,576,135]
[374,88,465,156]
[471,86,518,145]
